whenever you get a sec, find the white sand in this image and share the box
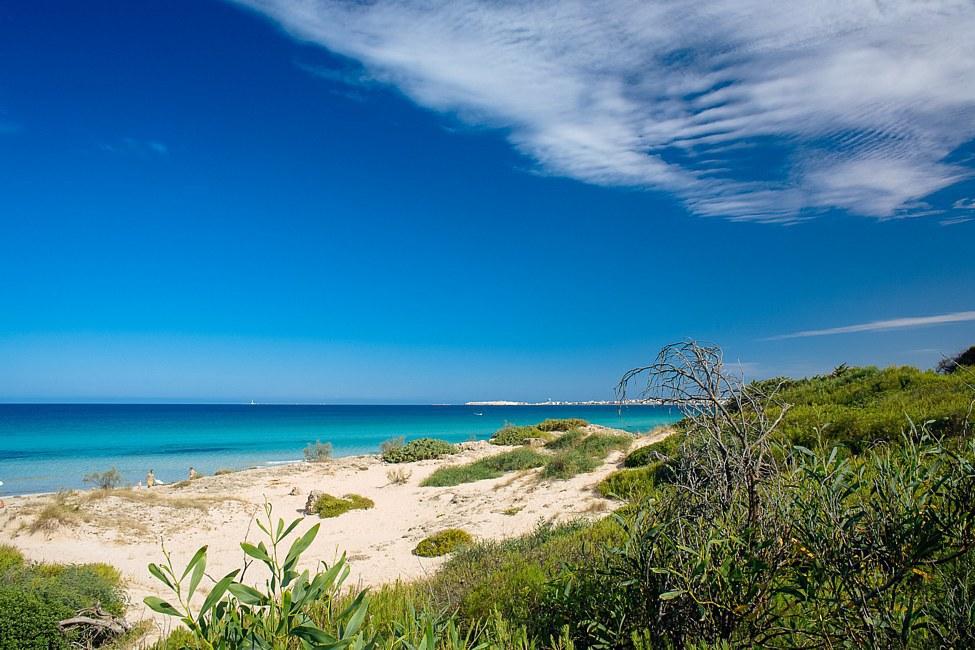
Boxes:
[0,426,669,637]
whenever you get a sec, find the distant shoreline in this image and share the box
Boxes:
[464,400,666,406]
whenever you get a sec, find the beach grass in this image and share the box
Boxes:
[421,448,547,487]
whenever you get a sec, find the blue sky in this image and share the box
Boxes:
[0,0,973,403]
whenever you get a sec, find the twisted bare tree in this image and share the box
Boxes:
[616,340,791,524]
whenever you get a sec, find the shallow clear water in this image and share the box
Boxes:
[0,404,679,495]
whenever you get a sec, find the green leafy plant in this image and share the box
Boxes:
[413,530,473,558]
[382,438,457,464]
[489,425,547,446]
[310,493,375,518]
[144,502,370,649]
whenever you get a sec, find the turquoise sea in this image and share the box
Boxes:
[0,404,679,496]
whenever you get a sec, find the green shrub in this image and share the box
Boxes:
[83,467,123,490]
[597,462,667,500]
[424,519,625,635]
[543,427,586,450]
[382,437,457,463]
[623,432,683,467]
[0,552,125,649]
[0,588,69,649]
[0,545,25,574]
[413,529,474,557]
[421,448,546,487]
[537,418,588,432]
[310,493,375,518]
[542,432,632,480]
[490,425,547,446]
[302,440,332,462]
[766,365,974,452]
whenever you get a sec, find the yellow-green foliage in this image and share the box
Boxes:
[421,448,546,487]
[425,518,624,629]
[413,529,473,557]
[537,418,588,432]
[490,424,548,446]
[757,365,974,451]
[311,493,375,518]
[382,437,457,463]
[0,548,125,649]
[598,462,669,500]
[624,433,684,467]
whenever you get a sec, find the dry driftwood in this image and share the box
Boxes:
[58,605,131,646]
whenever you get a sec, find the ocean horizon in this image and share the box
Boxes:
[0,403,679,496]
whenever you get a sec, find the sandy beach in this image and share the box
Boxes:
[0,425,666,636]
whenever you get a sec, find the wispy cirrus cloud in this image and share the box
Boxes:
[232,0,975,223]
[765,311,975,340]
[100,138,168,157]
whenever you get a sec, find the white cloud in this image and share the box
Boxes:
[954,198,975,210]
[100,138,168,157]
[766,311,975,340]
[234,0,975,222]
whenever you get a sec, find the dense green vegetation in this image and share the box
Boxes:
[381,437,457,463]
[309,493,375,518]
[761,365,974,451]
[489,424,548,445]
[421,448,547,486]
[0,545,125,649]
[19,350,975,649]
[412,529,474,557]
[541,430,632,479]
[536,418,588,432]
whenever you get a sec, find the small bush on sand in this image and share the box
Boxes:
[536,418,588,432]
[382,438,457,463]
[28,491,86,533]
[490,425,547,446]
[386,467,412,485]
[214,468,234,476]
[380,436,406,455]
[413,529,473,557]
[422,448,546,487]
[311,493,375,518]
[303,440,333,463]
[83,467,123,490]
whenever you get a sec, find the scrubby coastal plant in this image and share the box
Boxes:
[310,493,374,518]
[541,431,632,480]
[83,467,123,490]
[489,424,547,446]
[382,437,457,463]
[303,439,333,463]
[386,467,412,485]
[536,418,588,432]
[145,502,370,649]
[0,545,126,649]
[421,448,546,487]
[413,530,474,557]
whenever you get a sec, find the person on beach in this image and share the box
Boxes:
[146,469,155,488]
[188,466,199,480]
